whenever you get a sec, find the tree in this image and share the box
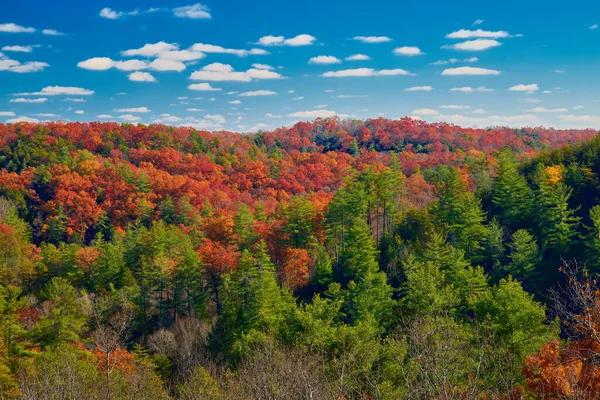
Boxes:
[505,229,539,279]
[33,277,89,349]
[492,148,534,228]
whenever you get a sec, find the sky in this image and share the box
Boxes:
[1,0,600,131]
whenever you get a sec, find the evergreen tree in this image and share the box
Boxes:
[492,148,534,228]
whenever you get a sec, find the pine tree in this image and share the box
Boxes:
[506,229,539,279]
[492,148,534,229]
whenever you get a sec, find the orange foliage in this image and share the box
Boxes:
[280,248,311,288]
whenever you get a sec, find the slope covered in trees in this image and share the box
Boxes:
[0,118,599,398]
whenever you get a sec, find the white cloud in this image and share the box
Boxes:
[292,96,304,100]
[450,86,494,92]
[173,3,211,19]
[42,29,64,36]
[289,110,338,118]
[472,109,486,114]
[100,7,126,19]
[2,45,33,52]
[190,43,268,57]
[509,83,539,92]
[431,57,478,65]
[446,29,513,39]
[473,19,484,25]
[35,113,59,117]
[442,66,500,75]
[15,86,94,96]
[75,110,84,115]
[322,68,412,77]
[0,111,16,116]
[10,97,48,103]
[590,24,598,30]
[149,58,186,71]
[129,71,157,82]
[97,114,114,118]
[309,55,342,64]
[528,107,569,113]
[345,54,371,61]
[353,36,392,43]
[555,68,565,73]
[229,100,241,104]
[443,39,502,51]
[440,105,471,109]
[335,94,367,98]
[188,82,221,91]
[393,46,424,56]
[122,42,177,57]
[573,105,585,110]
[433,114,542,127]
[115,107,150,113]
[239,90,277,96]
[252,63,274,70]
[7,116,40,123]
[204,114,226,123]
[187,108,205,112]
[0,23,35,33]
[256,34,317,46]
[189,63,283,81]
[119,114,141,122]
[524,98,542,103]
[411,108,439,116]
[0,53,49,73]
[265,113,281,118]
[405,86,433,91]
[154,113,182,123]
[559,114,600,128]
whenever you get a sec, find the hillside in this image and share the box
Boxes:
[0,118,599,398]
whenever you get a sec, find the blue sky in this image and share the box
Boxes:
[1,0,600,130]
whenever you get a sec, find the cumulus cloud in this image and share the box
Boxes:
[289,110,338,118]
[173,3,211,19]
[431,57,478,65]
[115,107,150,113]
[309,55,342,64]
[472,109,486,114]
[393,46,424,56]
[189,63,283,81]
[573,105,585,110]
[450,86,494,92]
[74,110,84,115]
[559,114,600,128]
[188,82,221,91]
[15,86,94,96]
[440,105,471,109]
[119,114,142,122]
[405,86,433,91]
[97,115,114,119]
[128,71,157,82]
[2,45,33,52]
[252,63,274,70]
[265,113,281,118]
[528,107,569,112]
[353,36,392,43]
[190,43,268,57]
[509,84,538,92]
[433,114,542,127]
[10,97,47,103]
[78,56,186,72]
[0,53,49,73]
[239,90,277,96]
[0,111,16,117]
[411,108,439,116]
[441,66,500,75]
[0,23,35,33]
[256,34,317,46]
[590,24,598,30]
[446,29,513,39]
[335,94,367,98]
[443,39,502,51]
[7,116,40,123]
[345,54,371,61]
[42,29,64,36]
[322,68,412,77]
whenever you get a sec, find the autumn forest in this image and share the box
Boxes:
[1,118,600,398]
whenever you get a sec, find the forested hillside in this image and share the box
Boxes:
[0,118,599,399]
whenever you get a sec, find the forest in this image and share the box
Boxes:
[0,117,599,398]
